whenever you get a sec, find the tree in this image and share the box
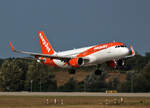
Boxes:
[0,59,3,68]
[143,60,150,80]
[107,77,120,90]
[126,54,146,72]
[84,72,108,92]
[125,60,150,92]
[59,77,78,92]
[24,61,57,92]
[134,60,150,92]
[0,59,27,91]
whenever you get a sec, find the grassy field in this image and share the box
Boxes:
[0,96,150,108]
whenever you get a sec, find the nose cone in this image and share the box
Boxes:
[123,48,130,55]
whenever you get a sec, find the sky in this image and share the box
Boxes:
[0,0,150,58]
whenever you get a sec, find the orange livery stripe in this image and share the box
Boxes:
[77,42,124,57]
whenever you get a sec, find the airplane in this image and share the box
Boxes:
[9,31,135,75]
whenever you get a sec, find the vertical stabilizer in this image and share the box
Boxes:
[38,31,55,55]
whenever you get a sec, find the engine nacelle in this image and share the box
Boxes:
[37,57,46,63]
[107,59,124,69]
[69,58,84,67]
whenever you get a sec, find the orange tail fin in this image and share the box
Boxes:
[38,31,55,55]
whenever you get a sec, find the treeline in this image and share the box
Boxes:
[0,52,150,92]
[0,58,57,92]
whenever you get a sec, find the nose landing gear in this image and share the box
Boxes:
[95,69,102,75]
[68,69,76,74]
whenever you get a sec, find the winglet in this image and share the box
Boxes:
[130,45,135,56]
[9,41,15,52]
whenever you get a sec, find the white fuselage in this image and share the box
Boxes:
[52,45,129,68]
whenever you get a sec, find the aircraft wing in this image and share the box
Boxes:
[9,41,89,62]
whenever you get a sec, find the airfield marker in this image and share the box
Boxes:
[46,98,49,104]
[61,99,64,105]
[54,98,57,104]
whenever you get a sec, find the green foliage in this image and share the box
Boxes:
[0,59,27,91]
[119,80,131,92]
[126,54,147,72]
[24,61,57,92]
[107,77,120,90]
[0,59,4,68]
[133,60,150,92]
[143,60,150,79]
[83,72,108,92]
[59,77,79,92]
[0,58,57,92]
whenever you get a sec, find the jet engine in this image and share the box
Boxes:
[37,57,46,63]
[69,58,84,67]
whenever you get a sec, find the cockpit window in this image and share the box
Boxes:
[115,45,127,48]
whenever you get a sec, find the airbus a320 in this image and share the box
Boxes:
[9,31,135,75]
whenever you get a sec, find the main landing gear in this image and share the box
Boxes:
[94,69,102,75]
[68,64,103,75]
[69,69,76,74]
[94,64,103,75]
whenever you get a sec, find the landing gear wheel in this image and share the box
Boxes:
[95,69,102,75]
[94,64,102,75]
[69,69,76,74]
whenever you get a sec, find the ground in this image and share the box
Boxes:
[0,95,150,108]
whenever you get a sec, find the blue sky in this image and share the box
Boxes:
[0,0,150,58]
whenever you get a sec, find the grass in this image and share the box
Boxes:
[0,96,149,108]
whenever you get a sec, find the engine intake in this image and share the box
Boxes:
[69,58,84,67]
